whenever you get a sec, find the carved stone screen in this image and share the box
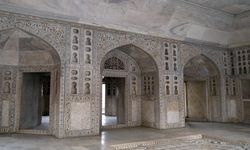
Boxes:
[104,57,125,70]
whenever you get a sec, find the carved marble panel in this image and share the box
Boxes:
[131,76,137,95]
[1,100,9,127]
[142,75,155,96]
[84,70,92,95]
[84,29,93,65]
[71,27,80,64]
[70,102,91,130]
[235,49,249,75]
[171,43,178,72]
[243,101,250,123]
[165,76,171,95]
[70,69,79,95]
[2,70,12,94]
[210,77,218,96]
[226,78,237,96]
[228,100,237,119]
[223,51,230,75]
[164,42,170,71]
[142,101,155,123]
[131,100,138,122]
[167,101,179,124]
[173,76,179,95]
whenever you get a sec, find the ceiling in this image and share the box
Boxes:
[182,0,250,15]
[0,0,249,47]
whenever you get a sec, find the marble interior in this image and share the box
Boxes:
[0,0,249,144]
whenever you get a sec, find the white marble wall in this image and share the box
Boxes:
[0,10,249,138]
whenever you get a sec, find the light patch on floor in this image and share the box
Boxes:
[102,115,117,126]
[33,116,49,130]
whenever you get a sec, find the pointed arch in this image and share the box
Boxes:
[184,54,220,80]
[101,44,159,73]
[99,43,160,129]
[183,54,222,122]
[0,26,62,136]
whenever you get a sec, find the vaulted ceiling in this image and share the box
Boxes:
[0,0,249,47]
[182,0,250,15]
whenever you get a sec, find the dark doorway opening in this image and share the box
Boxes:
[102,77,125,126]
[20,72,51,130]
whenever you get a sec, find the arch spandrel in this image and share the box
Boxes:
[0,15,66,63]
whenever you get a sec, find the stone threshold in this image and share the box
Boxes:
[18,129,49,135]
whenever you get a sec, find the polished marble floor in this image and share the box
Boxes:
[1,122,250,150]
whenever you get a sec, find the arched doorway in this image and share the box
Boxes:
[0,29,61,135]
[100,44,159,129]
[184,55,221,122]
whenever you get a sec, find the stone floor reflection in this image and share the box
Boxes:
[1,122,250,150]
